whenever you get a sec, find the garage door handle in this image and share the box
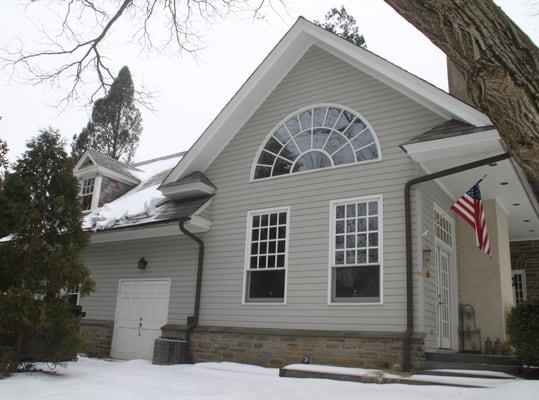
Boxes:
[138,322,142,337]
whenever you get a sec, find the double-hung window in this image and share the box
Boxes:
[244,208,289,303]
[330,195,382,303]
[512,270,527,304]
[80,177,95,211]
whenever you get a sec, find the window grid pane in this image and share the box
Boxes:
[248,211,287,270]
[434,209,453,247]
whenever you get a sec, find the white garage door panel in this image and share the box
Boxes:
[111,279,171,360]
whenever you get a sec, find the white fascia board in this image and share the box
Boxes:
[163,17,491,185]
[76,165,139,186]
[159,182,216,199]
[89,217,211,244]
[402,129,501,162]
[73,150,95,172]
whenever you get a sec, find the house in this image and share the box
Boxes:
[73,18,539,370]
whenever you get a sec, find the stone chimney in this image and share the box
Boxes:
[447,58,473,105]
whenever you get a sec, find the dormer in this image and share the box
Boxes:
[73,150,140,212]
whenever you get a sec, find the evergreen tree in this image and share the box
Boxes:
[315,6,366,48]
[0,129,94,371]
[71,66,142,162]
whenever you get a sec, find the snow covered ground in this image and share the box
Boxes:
[1,357,537,400]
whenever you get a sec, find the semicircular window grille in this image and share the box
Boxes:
[253,105,381,180]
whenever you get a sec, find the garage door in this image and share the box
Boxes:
[111,279,171,360]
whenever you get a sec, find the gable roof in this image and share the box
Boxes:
[161,17,491,186]
[74,149,141,183]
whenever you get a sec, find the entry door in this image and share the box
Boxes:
[436,247,451,349]
[111,279,171,360]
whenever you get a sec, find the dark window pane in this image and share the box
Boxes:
[260,228,268,240]
[343,119,367,140]
[335,251,344,265]
[265,137,282,154]
[293,151,332,172]
[261,214,268,225]
[248,270,285,301]
[259,151,276,166]
[324,107,341,128]
[251,243,258,255]
[357,203,367,216]
[324,132,347,154]
[268,255,276,268]
[260,242,267,254]
[252,229,259,241]
[368,201,378,215]
[270,213,278,226]
[357,249,367,263]
[368,233,378,246]
[334,111,355,132]
[294,131,312,152]
[276,254,285,267]
[280,141,301,161]
[351,130,374,150]
[286,116,301,135]
[356,144,379,161]
[333,144,355,165]
[269,241,276,253]
[346,234,355,248]
[346,204,355,218]
[346,250,355,264]
[357,233,367,247]
[346,219,356,233]
[334,265,380,300]
[336,220,344,234]
[253,215,260,227]
[273,157,292,176]
[250,256,257,268]
[299,110,312,131]
[336,205,345,219]
[357,218,367,232]
[279,212,287,224]
[269,227,277,239]
[312,128,331,149]
[254,166,271,179]
[369,249,379,263]
[335,235,344,249]
[259,256,267,269]
[81,195,93,210]
[278,226,286,239]
[313,107,327,127]
[277,240,286,253]
[274,126,291,143]
[369,217,378,231]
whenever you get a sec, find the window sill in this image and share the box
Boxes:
[327,300,383,306]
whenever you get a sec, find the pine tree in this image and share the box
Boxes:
[71,66,142,162]
[315,6,366,48]
[0,129,94,370]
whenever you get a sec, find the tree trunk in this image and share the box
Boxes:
[384,0,539,184]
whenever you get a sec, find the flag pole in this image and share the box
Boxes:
[421,174,488,237]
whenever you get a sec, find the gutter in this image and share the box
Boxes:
[402,152,510,371]
[178,217,205,363]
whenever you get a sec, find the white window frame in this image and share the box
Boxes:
[327,195,384,305]
[242,206,290,305]
[79,175,102,211]
[250,104,382,183]
[512,269,527,304]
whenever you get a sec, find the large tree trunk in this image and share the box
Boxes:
[384,0,539,184]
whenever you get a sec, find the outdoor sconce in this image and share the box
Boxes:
[419,248,432,278]
[138,257,148,270]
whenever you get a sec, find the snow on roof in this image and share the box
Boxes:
[83,153,185,231]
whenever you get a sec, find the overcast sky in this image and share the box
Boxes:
[1,0,537,164]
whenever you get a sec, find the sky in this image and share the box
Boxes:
[0,0,537,164]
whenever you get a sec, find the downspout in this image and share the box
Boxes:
[178,217,205,363]
[402,152,510,371]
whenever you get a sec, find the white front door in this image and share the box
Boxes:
[111,279,171,360]
[436,246,451,349]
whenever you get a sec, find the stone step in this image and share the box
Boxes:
[425,352,521,366]
[412,359,521,376]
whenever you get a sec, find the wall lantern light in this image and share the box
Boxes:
[418,248,432,278]
[138,257,148,270]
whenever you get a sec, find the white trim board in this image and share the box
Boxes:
[163,17,490,185]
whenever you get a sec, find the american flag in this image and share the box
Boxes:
[450,182,491,256]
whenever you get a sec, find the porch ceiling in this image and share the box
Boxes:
[402,131,539,241]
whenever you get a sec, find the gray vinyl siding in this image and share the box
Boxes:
[81,235,197,324]
[199,45,445,332]
[419,179,454,350]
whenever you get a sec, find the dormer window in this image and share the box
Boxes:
[252,104,381,180]
[80,177,96,211]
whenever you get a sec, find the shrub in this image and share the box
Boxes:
[507,300,539,367]
[0,346,14,377]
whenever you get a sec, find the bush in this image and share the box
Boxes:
[0,346,14,378]
[507,300,539,367]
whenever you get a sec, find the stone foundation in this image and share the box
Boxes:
[162,325,424,370]
[80,319,113,358]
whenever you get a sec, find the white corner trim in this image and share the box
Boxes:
[90,174,103,211]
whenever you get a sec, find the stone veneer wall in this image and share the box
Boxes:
[99,176,134,206]
[80,319,113,358]
[510,240,539,300]
[161,325,424,370]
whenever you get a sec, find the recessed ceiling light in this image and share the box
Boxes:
[513,203,520,206]
[489,163,498,166]
[500,182,509,186]
[523,219,530,222]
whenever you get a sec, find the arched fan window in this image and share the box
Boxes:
[252,105,381,180]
